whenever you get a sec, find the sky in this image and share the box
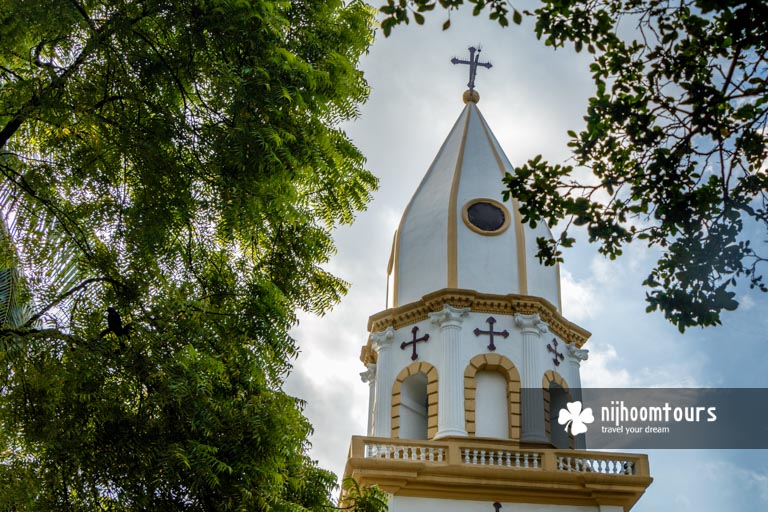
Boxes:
[283,6,768,511]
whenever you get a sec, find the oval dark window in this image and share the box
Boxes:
[467,201,506,232]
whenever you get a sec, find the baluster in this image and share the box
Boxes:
[428,448,434,462]
[472,450,478,465]
[566,457,572,471]
[514,452,521,467]
[438,448,444,462]
[533,453,539,469]
[557,456,563,471]
[505,452,511,467]
[523,453,529,468]
[479,450,486,465]
[463,449,469,464]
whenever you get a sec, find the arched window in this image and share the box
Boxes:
[399,373,428,440]
[475,370,509,438]
[543,370,573,449]
[548,382,571,448]
[391,361,438,439]
[464,354,521,440]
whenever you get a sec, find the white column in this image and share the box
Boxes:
[566,344,589,392]
[371,327,395,437]
[566,344,589,449]
[429,305,469,439]
[515,313,549,444]
[360,364,377,436]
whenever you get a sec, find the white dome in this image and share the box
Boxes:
[387,101,562,311]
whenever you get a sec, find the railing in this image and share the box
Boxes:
[350,436,650,478]
[556,453,637,475]
[364,442,446,462]
[461,448,540,468]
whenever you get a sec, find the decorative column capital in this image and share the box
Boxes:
[514,313,548,334]
[429,304,470,327]
[567,344,589,362]
[370,326,395,352]
[360,364,376,384]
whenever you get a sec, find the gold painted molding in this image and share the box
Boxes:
[475,109,529,295]
[447,105,472,289]
[362,289,590,366]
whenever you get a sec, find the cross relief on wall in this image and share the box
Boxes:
[473,316,509,351]
[547,337,565,366]
[399,326,429,360]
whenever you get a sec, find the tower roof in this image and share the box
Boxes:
[388,99,562,310]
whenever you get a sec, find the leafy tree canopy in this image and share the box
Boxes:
[0,0,385,509]
[381,0,768,331]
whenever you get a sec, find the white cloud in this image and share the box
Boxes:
[740,294,756,311]
[560,267,600,321]
[701,461,768,505]
[580,343,633,387]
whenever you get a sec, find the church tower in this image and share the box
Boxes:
[344,49,652,512]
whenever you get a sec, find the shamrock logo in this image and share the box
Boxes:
[558,401,594,435]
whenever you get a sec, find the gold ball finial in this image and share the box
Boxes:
[463,89,480,104]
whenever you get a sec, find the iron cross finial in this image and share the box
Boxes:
[451,46,492,91]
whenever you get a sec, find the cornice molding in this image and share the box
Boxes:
[365,289,590,354]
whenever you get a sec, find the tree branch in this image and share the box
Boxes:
[22,277,122,327]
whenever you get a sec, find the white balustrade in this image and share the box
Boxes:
[364,443,445,463]
[361,440,639,477]
[461,448,540,469]
[556,455,636,475]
